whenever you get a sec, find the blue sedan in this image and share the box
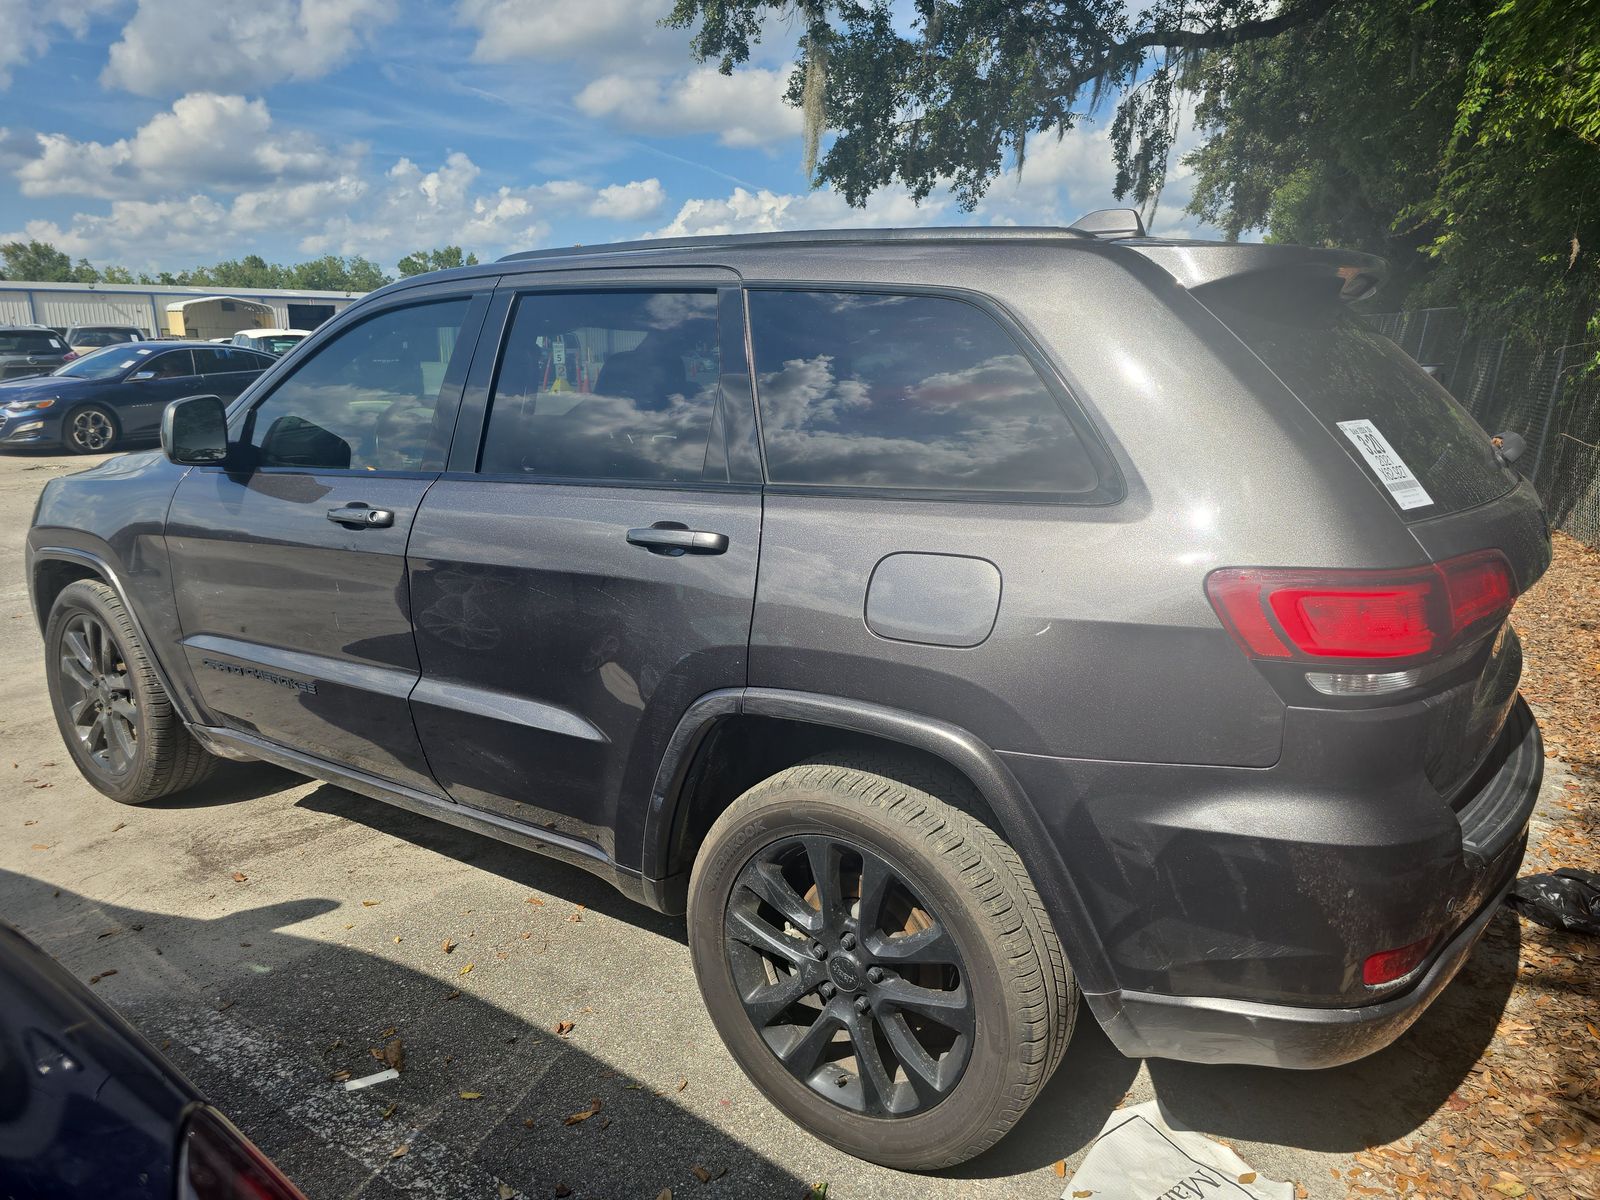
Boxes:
[0,341,276,454]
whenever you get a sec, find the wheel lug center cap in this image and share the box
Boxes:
[826,952,864,994]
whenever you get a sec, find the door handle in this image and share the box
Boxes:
[626,526,729,555]
[327,503,395,528]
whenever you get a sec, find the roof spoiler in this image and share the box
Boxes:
[1128,241,1387,302]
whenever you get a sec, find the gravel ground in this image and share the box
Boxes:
[0,445,1588,1200]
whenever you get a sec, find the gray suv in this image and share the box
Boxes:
[0,325,72,380]
[25,217,1548,1170]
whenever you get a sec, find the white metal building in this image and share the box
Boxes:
[0,280,367,336]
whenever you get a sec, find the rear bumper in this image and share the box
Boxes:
[1081,699,1540,1068]
[1092,869,1519,1068]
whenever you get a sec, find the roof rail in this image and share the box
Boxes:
[496,225,1095,264]
[1068,208,1147,239]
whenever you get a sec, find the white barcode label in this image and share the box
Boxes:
[1336,419,1435,510]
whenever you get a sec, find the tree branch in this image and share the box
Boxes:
[1059,0,1346,96]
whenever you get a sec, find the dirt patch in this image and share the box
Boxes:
[1343,532,1600,1198]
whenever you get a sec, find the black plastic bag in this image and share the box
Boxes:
[1506,869,1600,935]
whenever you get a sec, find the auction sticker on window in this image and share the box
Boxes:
[1336,419,1434,510]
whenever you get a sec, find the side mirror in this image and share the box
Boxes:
[162,394,229,465]
[130,370,158,382]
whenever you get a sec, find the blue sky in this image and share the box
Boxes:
[0,0,1218,276]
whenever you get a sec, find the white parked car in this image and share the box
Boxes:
[229,328,310,356]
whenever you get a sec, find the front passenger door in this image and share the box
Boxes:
[166,290,490,791]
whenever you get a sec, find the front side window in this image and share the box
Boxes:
[479,290,720,483]
[146,350,196,378]
[243,299,470,472]
[747,290,1101,496]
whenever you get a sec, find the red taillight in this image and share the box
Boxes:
[179,1107,307,1200]
[1362,937,1432,986]
[1206,551,1515,663]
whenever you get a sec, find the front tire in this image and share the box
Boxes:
[45,580,217,804]
[64,404,119,454]
[687,753,1075,1170]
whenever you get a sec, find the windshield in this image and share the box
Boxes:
[259,335,305,354]
[53,344,156,380]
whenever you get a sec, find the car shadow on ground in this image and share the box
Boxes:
[0,871,812,1200]
[286,778,1523,1180]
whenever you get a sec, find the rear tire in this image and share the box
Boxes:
[64,404,119,454]
[687,752,1075,1170]
[45,580,217,804]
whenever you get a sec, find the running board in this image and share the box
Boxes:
[190,725,661,910]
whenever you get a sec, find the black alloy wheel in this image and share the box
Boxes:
[56,610,139,779]
[724,833,975,1118]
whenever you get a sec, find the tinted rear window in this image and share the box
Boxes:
[746,290,1101,497]
[0,331,64,354]
[1204,281,1515,516]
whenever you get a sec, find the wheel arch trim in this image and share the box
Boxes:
[641,686,1117,997]
[30,545,203,729]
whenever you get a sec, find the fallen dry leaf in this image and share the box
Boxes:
[110,822,124,832]
[388,1144,409,1159]
[564,1098,602,1126]
[676,1077,688,1092]
[382,1038,405,1072]
[1238,1173,1257,1185]
[361,899,380,907]
[498,1184,514,1199]
[459,1091,482,1100]
[458,962,474,976]
[555,1020,574,1036]
[521,1118,535,1130]
[30,843,49,851]
[442,939,455,953]
[231,872,247,882]
[1053,1160,1066,1177]
[1074,1193,1094,1199]
[380,1103,396,1120]
[330,1071,351,1082]
[526,896,545,906]
[656,1190,673,1200]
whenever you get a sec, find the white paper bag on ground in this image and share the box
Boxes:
[1063,1101,1294,1200]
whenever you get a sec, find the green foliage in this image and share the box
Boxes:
[665,0,1338,210]
[155,253,393,292]
[396,246,480,277]
[1185,0,1600,334]
[1,240,102,283]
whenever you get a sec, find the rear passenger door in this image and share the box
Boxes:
[407,277,761,861]
[192,345,272,400]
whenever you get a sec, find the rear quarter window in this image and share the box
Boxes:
[746,289,1106,499]
[1202,281,1516,517]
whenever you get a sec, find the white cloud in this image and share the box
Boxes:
[0,0,116,89]
[589,179,666,221]
[652,185,946,239]
[577,65,801,149]
[17,94,358,199]
[460,0,676,65]
[6,147,670,271]
[102,0,396,96]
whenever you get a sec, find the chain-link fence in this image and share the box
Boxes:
[1367,307,1600,548]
